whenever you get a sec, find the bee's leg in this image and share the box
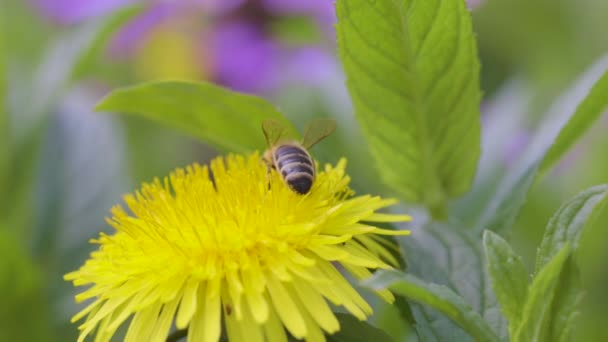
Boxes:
[207,168,217,191]
[261,157,274,191]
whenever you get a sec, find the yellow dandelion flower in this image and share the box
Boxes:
[65,153,411,342]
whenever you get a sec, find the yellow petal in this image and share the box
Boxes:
[150,298,180,342]
[263,302,288,342]
[124,301,162,342]
[266,276,307,338]
[175,279,199,329]
[290,281,340,333]
[203,278,222,342]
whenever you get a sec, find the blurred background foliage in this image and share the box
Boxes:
[1,0,607,340]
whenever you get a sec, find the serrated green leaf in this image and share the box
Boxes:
[538,69,608,177]
[364,270,500,342]
[336,0,482,214]
[96,81,295,153]
[513,243,570,342]
[397,220,507,341]
[535,184,608,272]
[475,56,608,234]
[482,230,528,334]
[327,313,392,342]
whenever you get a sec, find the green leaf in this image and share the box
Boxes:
[364,270,500,342]
[475,56,608,234]
[513,243,570,342]
[482,230,528,335]
[535,184,608,271]
[96,81,295,153]
[399,220,507,341]
[0,230,53,342]
[373,296,417,341]
[539,69,608,177]
[335,0,482,214]
[327,313,393,342]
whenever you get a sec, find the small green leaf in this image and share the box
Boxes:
[482,230,528,334]
[96,81,295,153]
[539,69,608,177]
[533,185,608,342]
[476,56,608,234]
[336,0,482,214]
[546,258,583,342]
[513,243,570,342]
[365,270,500,342]
[535,184,608,272]
[327,313,392,342]
[578,186,608,280]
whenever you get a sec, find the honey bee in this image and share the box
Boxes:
[262,118,337,194]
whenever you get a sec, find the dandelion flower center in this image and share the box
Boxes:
[65,153,411,342]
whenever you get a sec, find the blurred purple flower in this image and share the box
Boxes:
[502,131,531,166]
[108,3,175,57]
[32,0,135,24]
[468,0,483,9]
[263,0,335,24]
[281,47,336,86]
[32,0,339,95]
[210,22,280,93]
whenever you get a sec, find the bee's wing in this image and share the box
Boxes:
[262,119,290,146]
[302,118,337,149]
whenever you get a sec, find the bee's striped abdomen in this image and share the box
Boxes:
[274,144,315,194]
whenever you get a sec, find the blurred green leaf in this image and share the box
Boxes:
[482,230,528,335]
[70,5,142,81]
[335,0,482,215]
[3,7,143,237]
[327,313,392,342]
[535,184,608,271]
[513,243,570,342]
[476,56,608,234]
[1,123,45,239]
[271,17,324,46]
[539,70,608,178]
[1,9,8,196]
[18,7,141,122]
[364,270,500,342]
[96,81,295,153]
[399,220,507,341]
[4,0,53,65]
[0,230,52,342]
